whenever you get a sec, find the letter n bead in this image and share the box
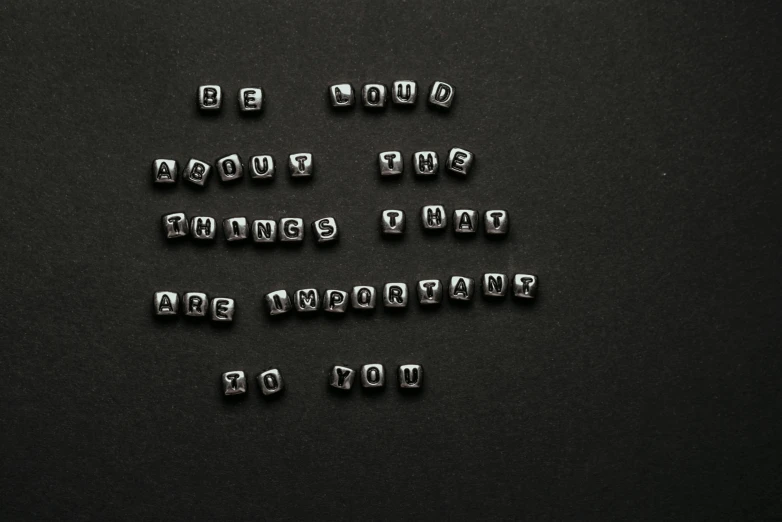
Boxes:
[329,83,355,108]
[446,148,474,177]
[198,85,221,111]
[154,291,179,316]
[152,159,177,184]
[399,364,423,389]
[312,217,338,243]
[162,212,189,239]
[513,274,538,299]
[211,297,235,322]
[481,273,508,298]
[329,366,356,390]
[222,371,246,396]
[252,219,277,243]
[258,369,284,396]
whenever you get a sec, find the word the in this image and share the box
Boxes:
[161,213,338,243]
[329,80,454,109]
[378,148,474,177]
[152,153,312,186]
[382,207,509,235]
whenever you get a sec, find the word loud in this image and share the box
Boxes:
[329,80,454,109]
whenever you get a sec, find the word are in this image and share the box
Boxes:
[382,207,508,236]
[152,153,312,186]
[161,213,338,243]
[197,85,263,112]
[329,80,454,110]
[154,291,235,321]
[378,148,474,177]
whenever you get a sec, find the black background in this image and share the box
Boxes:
[1,1,780,519]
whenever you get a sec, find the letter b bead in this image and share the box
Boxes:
[198,85,221,111]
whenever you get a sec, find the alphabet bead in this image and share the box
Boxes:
[265,290,293,315]
[448,276,475,301]
[258,369,284,396]
[513,274,538,299]
[329,83,355,107]
[238,87,263,112]
[362,83,387,108]
[453,209,478,234]
[288,153,313,178]
[481,273,508,297]
[183,292,209,316]
[190,216,216,240]
[416,279,443,305]
[361,364,385,388]
[279,218,304,242]
[391,81,418,105]
[381,210,405,235]
[413,151,439,176]
[251,219,277,243]
[484,210,509,235]
[323,290,349,313]
[223,217,248,241]
[162,212,189,239]
[216,153,243,182]
[249,155,275,180]
[222,371,246,396]
[154,291,179,316]
[378,151,403,176]
[351,286,377,310]
[294,288,320,312]
[383,283,408,308]
[211,297,235,321]
[152,159,177,184]
[312,217,338,243]
[329,365,356,390]
[421,205,447,230]
[182,158,211,186]
[428,81,454,109]
[446,147,474,176]
[398,364,423,389]
[198,85,221,111]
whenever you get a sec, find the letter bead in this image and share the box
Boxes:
[294,288,321,312]
[362,83,387,108]
[448,276,475,301]
[211,297,235,321]
[513,274,538,299]
[329,365,356,390]
[279,218,304,242]
[223,217,248,241]
[258,369,284,396]
[216,153,243,182]
[481,273,508,298]
[183,292,209,316]
[329,83,355,107]
[252,219,277,243]
[190,216,216,240]
[198,85,221,111]
[152,159,177,184]
[351,286,377,310]
[453,209,478,234]
[154,291,179,316]
[391,80,418,105]
[484,210,509,235]
[222,371,246,396]
[323,290,349,313]
[182,158,211,186]
[249,155,275,180]
[398,364,423,389]
[428,81,454,109]
[421,205,447,230]
[383,283,408,308]
[361,364,386,388]
[312,217,338,243]
[381,210,405,235]
[446,147,474,176]
[265,290,293,315]
[413,151,439,176]
[416,279,443,305]
[162,212,189,239]
[378,151,403,176]
[288,153,313,178]
[238,87,263,112]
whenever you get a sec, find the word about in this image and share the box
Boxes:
[152,153,312,186]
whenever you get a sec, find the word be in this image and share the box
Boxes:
[197,85,263,112]
[381,208,509,236]
[161,213,338,244]
[152,153,312,186]
[329,80,454,109]
[378,148,474,177]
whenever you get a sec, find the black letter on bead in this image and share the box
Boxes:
[396,83,412,101]
[188,295,203,314]
[487,276,504,294]
[367,367,380,384]
[256,221,273,239]
[283,221,300,238]
[298,290,317,308]
[226,373,240,390]
[490,212,503,227]
[418,153,435,173]
[214,299,230,319]
[426,207,443,227]
[252,156,270,175]
[336,368,352,386]
[167,215,183,234]
[329,291,344,308]
[357,289,372,306]
[195,218,212,237]
[222,159,236,176]
[294,156,308,173]
[402,367,420,386]
[388,285,403,304]
[203,88,218,107]
[453,279,469,298]
[387,212,399,227]
[191,162,205,180]
[156,163,172,181]
[434,84,451,103]
[518,278,533,295]
[451,152,468,173]
[383,154,397,170]
[367,87,380,104]
[316,219,335,237]
[158,295,174,313]
[458,212,474,230]
[334,87,348,104]
[243,91,256,110]
[422,282,436,298]
[264,374,279,391]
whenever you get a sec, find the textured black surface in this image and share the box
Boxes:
[1,1,780,519]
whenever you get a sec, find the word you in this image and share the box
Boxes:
[162,213,337,243]
[379,148,474,177]
[152,153,312,186]
[329,80,454,110]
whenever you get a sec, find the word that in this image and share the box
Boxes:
[381,208,508,235]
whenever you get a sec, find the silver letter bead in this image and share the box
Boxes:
[416,279,443,305]
[323,290,348,313]
[428,81,454,109]
[222,371,246,396]
[152,159,177,184]
[288,153,313,178]
[448,276,475,301]
[446,147,474,176]
[362,83,387,108]
[211,297,235,321]
[279,218,304,242]
[154,291,179,316]
[190,216,216,240]
[361,364,386,388]
[258,369,284,396]
[513,274,538,299]
[238,87,263,112]
[265,290,293,315]
[183,292,208,316]
[252,219,277,243]
[312,217,338,243]
[198,85,221,110]
[413,151,439,176]
[383,283,408,308]
[421,205,447,230]
[482,273,508,298]
[398,364,423,389]
[216,153,243,182]
[329,365,356,390]
[162,212,189,239]
[378,151,403,176]
[391,80,418,105]
[249,155,275,180]
[294,288,321,312]
[351,286,377,310]
[453,209,478,234]
[223,217,248,241]
[329,83,355,107]
[381,210,405,235]
[484,210,509,235]
[182,158,211,186]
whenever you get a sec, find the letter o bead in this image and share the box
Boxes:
[154,291,179,316]
[351,286,377,310]
[361,364,385,388]
[258,369,284,396]
[216,153,243,182]
[362,83,387,108]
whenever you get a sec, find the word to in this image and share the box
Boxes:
[162,214,337,243]
[329,80,454,109]
[152,153,312,186]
